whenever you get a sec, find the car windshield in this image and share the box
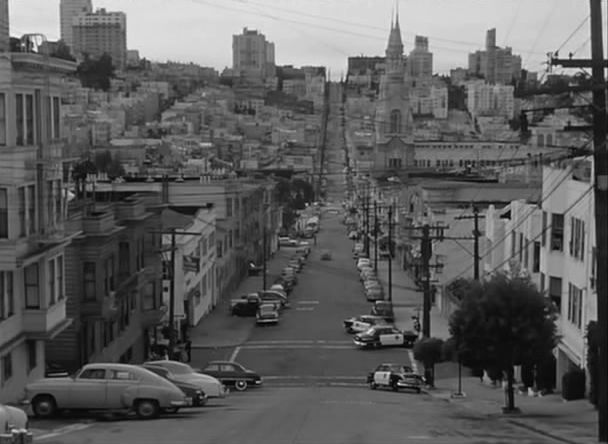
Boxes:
[153,361,193,375]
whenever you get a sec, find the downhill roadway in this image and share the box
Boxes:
[32,83,564,444]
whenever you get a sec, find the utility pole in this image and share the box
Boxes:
[421,225,432,338]
[373,200,379,270]
[263,227,267,290]
[551,2,608,439]
[454,206,485,280]
[388,204,393,303]
[364,187,370,258]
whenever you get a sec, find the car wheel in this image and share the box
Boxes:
[32,395,57,418]
[135,399,160,419]
[234,380,248,391]
[369,382,377,390]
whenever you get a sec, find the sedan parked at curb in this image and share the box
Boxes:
[256,303,280,325]
[143,361,228,398]
[343,315,389,334]
[367,363,424,393]
[200,361,263,392]
[23,363,188,419]
[353,326,418,349]
[141,365,208,409]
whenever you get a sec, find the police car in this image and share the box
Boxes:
[343,315,388,334]
[366,363,424,393]
[353,325,418,349]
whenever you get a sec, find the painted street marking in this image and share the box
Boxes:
[296,300,320,304]
[240,344,352,350]
[36,423,93,441]
[246,340,352,345]
[264,375,364,380]
[408,350,419,374]
[295,307,315,311]
[229,346,241,362]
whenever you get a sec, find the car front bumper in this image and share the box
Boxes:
[170,400,188,407]
[254,378,263,385]
[353,339,371,347]
[257,318,279,324]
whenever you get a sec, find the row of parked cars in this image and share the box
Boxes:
[353,243,384,301]
[21,358,265,421]
[230,245,311,325]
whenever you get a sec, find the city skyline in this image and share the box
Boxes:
[7,0,595,77]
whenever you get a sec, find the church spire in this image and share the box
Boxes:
[386,4,403,57]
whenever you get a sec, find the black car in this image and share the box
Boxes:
[370,301,395,323]
[248,261,264,276]
[199,361,262,391]
[142,365,208,408]
[353,326,418,349]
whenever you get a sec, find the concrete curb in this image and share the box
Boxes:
[505,419,582,444]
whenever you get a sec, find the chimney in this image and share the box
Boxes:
[0,0,9,52]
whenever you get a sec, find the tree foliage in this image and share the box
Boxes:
[274,177,315,229]
[413,337,444,387]
[93,150,125,178]
[448,273,558,410]
[77,53,115,91]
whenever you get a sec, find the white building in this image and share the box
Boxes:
[540,159,595,391]
[161,207,217,330]
[59,0,92,51]
[466,81,515,119]
[232,28,275,79]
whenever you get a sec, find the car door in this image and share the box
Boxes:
[202,363,221,379]
[378,328,401,346]
[220,363,239,383]
[70,367,108,409]
[106,369,138,409]
[373,365,391,386]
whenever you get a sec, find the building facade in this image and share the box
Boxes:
[59,0,93,51]
[0,0,8,53]
[373,14,415,173]
[72,8,127,70]
[468,28,522,85]
[0,39,77,403]
[408,35,432,81]
[232,28,275,80]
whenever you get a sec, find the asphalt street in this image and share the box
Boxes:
[30,83,567,444]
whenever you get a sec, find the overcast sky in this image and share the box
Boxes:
[8,0,594,78]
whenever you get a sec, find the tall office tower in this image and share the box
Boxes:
[73,8,127,70]
[60,0,93,50]
[408,35,433,80]
[232,28,275,79]
[0,0,8,52]
[468,28,522,84]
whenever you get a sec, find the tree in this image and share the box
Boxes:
[94,150,125,178]
[413,337,444,388]
[71,159,97,198]
[77,53,115,91]
[448,273,558,412]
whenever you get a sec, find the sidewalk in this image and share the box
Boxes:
[189,248,300,349]
[378,258,599,444]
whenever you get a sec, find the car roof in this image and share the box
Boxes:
[83,363,142,372]
[207,360,242,365]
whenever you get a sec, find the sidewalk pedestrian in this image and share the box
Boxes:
[185,339,192,362]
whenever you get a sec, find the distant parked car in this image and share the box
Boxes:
[367,363,423,393]
[279,237,299,247]
[320,250,332,260]
[343,315,389,334]
[143,361,228,399]
[256,303,280,325]
[353,326,418,349]
[200,361,263,392]
[24,363,188,419]
[141,365,207,409]
[248,261,264,276]
[370,301,395,323]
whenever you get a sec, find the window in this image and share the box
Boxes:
[550,213,564,251]
[104,255,115,294]
[541,211,547,247]
[83,262,96,301]
[388,158,402,169]
[26,340,37,372]
[533,242,540,272]
[57,255,64,300]
[24,263,40,309]
[16,94,24,146]
[1,353,12,384]
[79,368,106,379]
[0,189,7,238]
[511,231,516,257]
[523,237,529,268]
[518,233,524,263]
[591,247,597,289]
[389,109,402,133]
[226,197,233,217]
[47,180,54,226]
[25,94,34,145]
[48,258,56,305]
[137,237,145,270]
[569,217,585,261]
[0,271,14,319]
[567,283,583,329]
[118,242,130,277]
[27,185,36,234]
[111,370,133,380]
[15,187,25,237]
[52,97,60,139]
[549,276,562,313]
[0,93,5,145]
[55,180,62,223]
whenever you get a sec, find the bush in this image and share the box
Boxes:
[520,363,535,388]
[562,369,586,401]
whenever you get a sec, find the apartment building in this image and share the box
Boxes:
[46,196,164,372]
[232,28,275,79]
[59,0,93,51]
[0,38,77,402]
[72,8,127,70]
[540,159,595,391]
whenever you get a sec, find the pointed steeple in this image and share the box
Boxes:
[386,2,403,57]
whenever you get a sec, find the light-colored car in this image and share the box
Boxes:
[0,404,28,433]
[144,361,228,398]
[343,315,389,334]
[357,258,372,270]
[256,303,280,325]
[24,363,188,419]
